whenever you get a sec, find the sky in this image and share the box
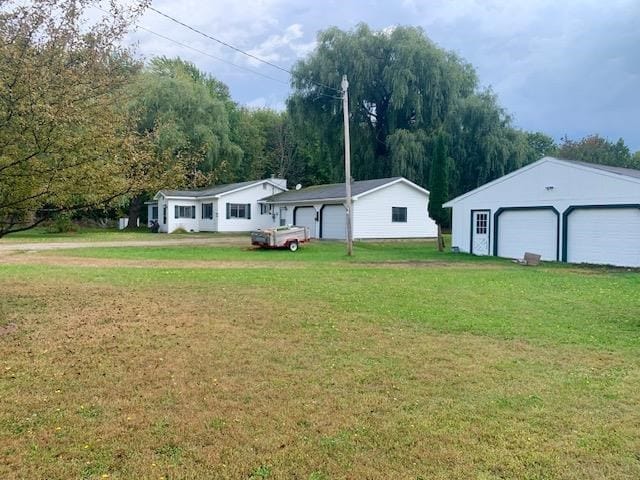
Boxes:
[126,0,640,152]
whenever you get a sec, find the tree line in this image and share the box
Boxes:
[1,0,638,236]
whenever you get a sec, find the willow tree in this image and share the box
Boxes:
[289,24,542,198]
[126,57,242,226]
[289,24,476,184]
[0,0,156,237]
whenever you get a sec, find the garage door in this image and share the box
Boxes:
[294,207,317,238]
[496,209,558,261]
[566,207,640,267]
[321,205,346,239]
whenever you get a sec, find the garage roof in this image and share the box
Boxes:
[261,177,427,204]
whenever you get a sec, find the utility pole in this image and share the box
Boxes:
[341,74,353,256]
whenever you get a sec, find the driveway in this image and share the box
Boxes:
[0,235,248,254]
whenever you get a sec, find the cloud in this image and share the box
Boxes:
[246,24,316,66]
[123,0,640,150]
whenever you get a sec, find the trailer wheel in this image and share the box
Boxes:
[288,240,299,252]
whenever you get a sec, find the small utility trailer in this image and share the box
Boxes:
[251,226,310,252]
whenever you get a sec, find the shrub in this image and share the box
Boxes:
[48,214,76,233]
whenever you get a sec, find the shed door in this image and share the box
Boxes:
[471,210,490,255]
[497,209,557,260]
[567,208,640,267]
[321,205,347,239]
[294,207,317,238]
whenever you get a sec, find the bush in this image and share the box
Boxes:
[48,214,76,233]
[171,227,188,234]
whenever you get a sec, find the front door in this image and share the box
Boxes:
[471,210,490,255]
[279,207,287,226]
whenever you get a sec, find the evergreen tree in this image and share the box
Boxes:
[428,132,449,251]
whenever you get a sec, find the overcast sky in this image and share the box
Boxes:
[127,0,640,152]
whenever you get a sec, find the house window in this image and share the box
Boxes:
[175,205,196,219]
[151,206,158,221]
[260,204,270,215]
[476,213,488,234]
[392,206,407,223]
[162,206,167,224]
[226,203,251,219]
[202,203,213,220]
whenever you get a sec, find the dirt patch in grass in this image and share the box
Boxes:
[0,252,505,271]
[0,252,304,269]
[0,322,17,336]
[1,272,639,479]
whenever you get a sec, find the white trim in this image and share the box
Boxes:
[265,196,352,205]
[444,157,640,207]
[352,177,429,200]
[154,179,286,201]
[216,179,287,198]
[264,177,429,205]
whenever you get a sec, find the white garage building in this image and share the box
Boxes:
[444,157,640,267]
[262,177,438,240]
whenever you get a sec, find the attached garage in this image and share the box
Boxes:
[321,204,347,239]
[262,177,438,240]
[495,208,559,261]
[564,206,640,267]
[444,157,640,267]
[293,206,317,238]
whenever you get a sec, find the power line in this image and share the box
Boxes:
[136,25,290,85]
[137,25,341,100]
[147,5,341,93]
[94,4,341,101]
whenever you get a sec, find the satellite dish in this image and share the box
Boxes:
[295,184,302,190]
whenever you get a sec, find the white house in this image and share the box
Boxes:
[148,178,287,233]
[444,157,640,267]
[261,177,438,239]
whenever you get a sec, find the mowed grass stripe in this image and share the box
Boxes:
[1,262,639,349]
[1,242,639,479]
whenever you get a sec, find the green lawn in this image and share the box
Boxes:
[47,237,495,263]
[0,226,226,243]
[1,241,639,479]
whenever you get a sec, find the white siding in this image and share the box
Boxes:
[198,199,218,232]
[567,208,640,267]
[448,158,640,263]
[497,209,558,260]
[168,200,199,233]
[321,205,347,239]
[216,182,285,232]
[157,197,169,233]
[353,181,437,239]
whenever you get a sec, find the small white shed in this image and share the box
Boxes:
[444,157,640,267]
[262,177,438,240]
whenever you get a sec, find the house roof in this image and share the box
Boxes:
[261,177,427,204]
[443,156,640,207]
[157,179,282,199]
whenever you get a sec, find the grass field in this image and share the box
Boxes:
[1,239,639,479]
[0,226,227,243]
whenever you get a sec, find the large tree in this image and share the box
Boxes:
[288,24,537,199]
[125,57,242,226]
[0,0,153,237]
[556,134,638,169]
